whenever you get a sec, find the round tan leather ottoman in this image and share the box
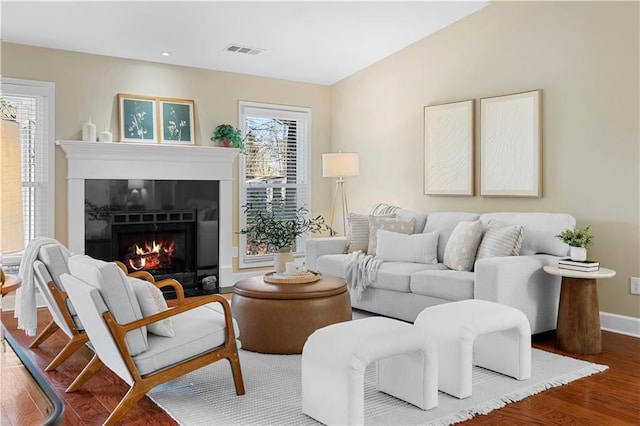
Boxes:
[231,276,352,354]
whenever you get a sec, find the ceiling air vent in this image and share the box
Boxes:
[225,44,264,55]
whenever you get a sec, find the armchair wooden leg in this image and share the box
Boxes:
[104,384,147,426]
[66,354,103,392]
[227,349,245,395]
[44,332,89,371]
[29,320,59,348]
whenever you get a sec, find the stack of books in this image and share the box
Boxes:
[558,258,600,272]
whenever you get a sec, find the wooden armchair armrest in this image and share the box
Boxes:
[106,294,235,342]
[114,261,155,283]
[153,278,185,303]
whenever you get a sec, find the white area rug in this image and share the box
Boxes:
[148,347,607,425]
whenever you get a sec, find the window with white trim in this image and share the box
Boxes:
[2,78,55,272]
[238,101,311,268]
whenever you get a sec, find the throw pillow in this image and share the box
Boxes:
[346,213,370,253]
[376,230,439,264]
[443,220,483,271]
[368,216,415,256]
[128,277,175,337]
[476,221,524,260]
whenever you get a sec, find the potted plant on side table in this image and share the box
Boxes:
[556,224,594,261]
[239,203,331,274]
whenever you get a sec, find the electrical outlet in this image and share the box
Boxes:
[631,277,640,295]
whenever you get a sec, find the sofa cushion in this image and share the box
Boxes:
[317,254,349,279]
[410,270,474,301]
[423,212,481,262]
[368,216,415,256]
[476,221,524,260]
[443,220,483,271]
[376,230,439,264]
[370,262,447,293]
[37,243,78,319]
[346,213,371,253]
[128,277,175,338]
[394,208,429,234]
[480,212,575,256]
[68,255,148,356]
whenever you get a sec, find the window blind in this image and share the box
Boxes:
[2,79,55,270]
[239,102,311,266]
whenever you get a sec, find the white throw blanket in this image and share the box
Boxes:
[344,250,383,300]
[14,237,70,336]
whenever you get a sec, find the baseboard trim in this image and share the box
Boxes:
[600,311,640,338]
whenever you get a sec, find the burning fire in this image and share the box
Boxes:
[126,239,175,271]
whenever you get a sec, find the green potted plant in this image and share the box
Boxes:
[239,203,331,273]
[556,224,594,261]
[211,124,244,152]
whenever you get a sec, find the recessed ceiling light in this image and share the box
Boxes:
[161,51,171,57]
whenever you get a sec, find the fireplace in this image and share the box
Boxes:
[57,140,238,292]
[84,178,219,297]
[112,210,197,288]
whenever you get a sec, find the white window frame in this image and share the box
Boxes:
[2,78,55,268]
[238,101,312,269]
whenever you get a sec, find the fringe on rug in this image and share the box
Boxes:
[427,363,609,426]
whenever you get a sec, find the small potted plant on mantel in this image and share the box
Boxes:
[211,124,244,153]
[239,203,331,274]
[556,224,594,261]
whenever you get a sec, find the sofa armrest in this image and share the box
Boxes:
[474,254,562,334]
[305,237,347,271]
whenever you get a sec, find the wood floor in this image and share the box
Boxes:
[1,303,639,425]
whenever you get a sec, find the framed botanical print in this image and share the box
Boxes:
[117,94,157,143]
[158,97,195,145]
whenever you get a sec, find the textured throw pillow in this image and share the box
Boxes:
[376,230,439,264]
[346,213,371,253]
[476,221,524,260]
[443,220,483,271]
[128,277,175,337]
[368,216,415,256]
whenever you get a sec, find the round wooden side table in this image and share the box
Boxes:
[231,275,352,354]
[543,265,615,355]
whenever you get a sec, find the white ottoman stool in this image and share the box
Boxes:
[415,299,531,399]
[302,317,438,425]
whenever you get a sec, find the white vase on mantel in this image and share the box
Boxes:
[273,248,294,274]
[570,246,587,261]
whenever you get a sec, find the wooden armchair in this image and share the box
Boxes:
[30,242,185,372]
[60,255,245,425]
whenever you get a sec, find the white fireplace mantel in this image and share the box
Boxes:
[57,140,239,286]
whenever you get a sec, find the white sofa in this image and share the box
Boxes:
[306,209,576,335]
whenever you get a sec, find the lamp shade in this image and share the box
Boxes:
[1,120,25,254]
[322,152,360,178]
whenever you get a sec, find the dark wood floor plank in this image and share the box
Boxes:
[2,305,639,425]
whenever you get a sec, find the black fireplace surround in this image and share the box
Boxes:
[84,179,219,297]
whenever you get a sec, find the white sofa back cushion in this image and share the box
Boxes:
[423,212,481,262]
[376,230,439,264]
[480,213,576,256]
[394,209,429,234]
[68,255,148,356]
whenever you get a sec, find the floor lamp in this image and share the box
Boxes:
[322,152,359,236]
[1,119,25,283]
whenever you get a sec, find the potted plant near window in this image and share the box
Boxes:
[556,225,594,261]
[239,203,331,274]
[211,124,244,153]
